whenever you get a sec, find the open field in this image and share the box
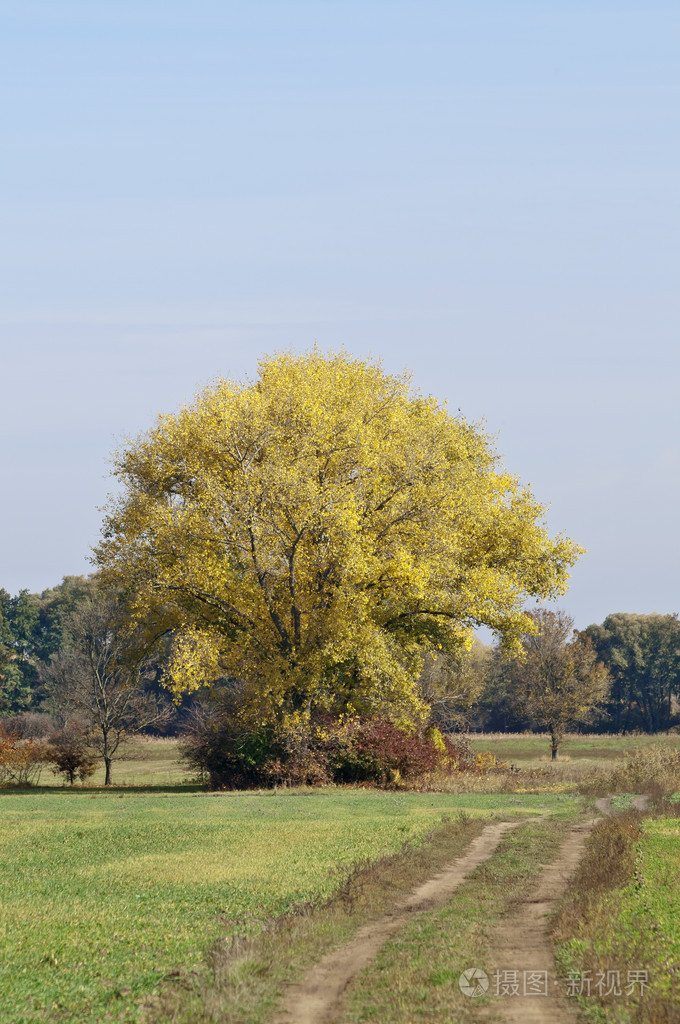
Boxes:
[470,731,680,773]
[63,737,188,789]
[5,733,680,1023]
[0,787,579,1024]
[631,816,680,964]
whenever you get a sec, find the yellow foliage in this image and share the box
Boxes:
[95,349,582,727]
[426,725,447,753]
[473,751,509,774]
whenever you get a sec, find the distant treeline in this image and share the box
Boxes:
[2,575,679,736]
[0,577,180,729]
[475,611,680,735]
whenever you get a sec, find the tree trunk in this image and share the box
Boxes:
[550,729,559,760]
[104,757,112,786]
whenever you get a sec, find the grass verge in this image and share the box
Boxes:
[553,802,680,1023]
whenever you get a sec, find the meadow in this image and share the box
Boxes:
[69,737,188,788]
[469,730,680,770]
[0,786,572,1024]
[3,733,679,1024]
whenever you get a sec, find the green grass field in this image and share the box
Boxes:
[55,737,189,788]
[469,731,680,773]
[623,815,680,964]
[5,732,679,1023]
[0,787,577,1024]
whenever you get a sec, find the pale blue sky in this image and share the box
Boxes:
[2,1,678,629]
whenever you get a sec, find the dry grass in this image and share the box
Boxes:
[578,746,680,799]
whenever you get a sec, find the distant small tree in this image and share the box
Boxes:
[48,727,97,785]
[493,609,609,759]
[42,589,171,784]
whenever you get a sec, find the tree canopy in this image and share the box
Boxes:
[586,613,680,733]
[0,577,99,716]
[95,350,582,731]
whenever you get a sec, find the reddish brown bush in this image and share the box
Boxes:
[321,718,471,785]
[181,700,480,790]
[0,724,49,786]
[261,750,331,787]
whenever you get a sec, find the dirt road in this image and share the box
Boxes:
[477,818,596,1023]
[274,819,522,1024]
[275,812,608,1024]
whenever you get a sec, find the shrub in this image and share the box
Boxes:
[610,745,680,796]
[181,697,487,790]
[181,720,272,789]
[471,749,510,774]
[48,729,98,785]
[321,718,475,786]
[180,688,278,789]
[260,750,331,787]
[0,724,49,786]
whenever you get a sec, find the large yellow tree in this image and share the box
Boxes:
[95,350,582,730]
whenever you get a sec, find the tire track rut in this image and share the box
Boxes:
[477,818,596,1023]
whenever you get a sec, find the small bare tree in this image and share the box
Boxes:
[42,590,171,784]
